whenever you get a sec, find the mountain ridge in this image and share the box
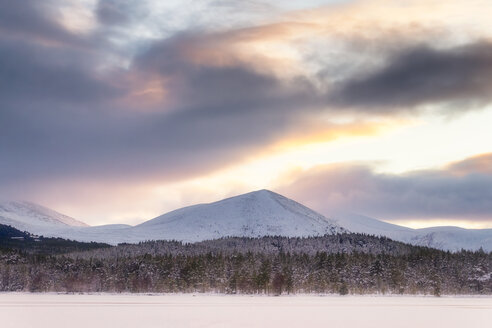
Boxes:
[1,190,492,251]
[132,189,345,242]
[0,201,89,236]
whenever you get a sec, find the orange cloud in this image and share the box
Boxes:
[447,153,492,176]
[117,73,170,110]
[269,118,406,151]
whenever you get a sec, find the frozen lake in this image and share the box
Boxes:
[0,294,491,328]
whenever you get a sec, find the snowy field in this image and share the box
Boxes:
[1,294,491,328]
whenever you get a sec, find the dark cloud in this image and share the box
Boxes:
[0,38,122,105]
[331,41,492,111]
[279,156,492,222]
[0,0,88,46]
[134,32,318,112]
[97,0,129,25]
[96,0,146,26]
[0,31,319,190]
[2,0,492,210]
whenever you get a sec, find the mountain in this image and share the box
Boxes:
[331,211,492,252]
[131,189,344,242]
[3,191,492,251]
[0,223,109,254]
[408,226,492,252]
[0,201,88,236]
[331,212,415,238]
[0,190,344,245]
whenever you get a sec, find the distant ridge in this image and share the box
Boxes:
[0,190,344,244]
[0,201,88,236]
[2,191,492,251]
[332,211,492,252]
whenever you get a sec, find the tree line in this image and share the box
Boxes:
[0,232,490,295]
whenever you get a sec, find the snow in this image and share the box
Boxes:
[332,211,416,237]
[0,294,490,328]
[0,190,343,245]
[133,189,344,242]
[332,211,492,251]
[408,226,492,252]
[0,201,88,236]
[2,191,492,251]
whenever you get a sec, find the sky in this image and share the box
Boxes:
[1,0,492,228]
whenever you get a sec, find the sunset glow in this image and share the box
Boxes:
[1,0,492,229]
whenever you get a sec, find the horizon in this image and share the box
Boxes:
[1,0,492,229]
[3,189,492,231]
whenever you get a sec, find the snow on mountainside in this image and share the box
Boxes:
[132,189,345,242]
[332,212,415,238]
[0,201,88,235]
[331,211,492,252]
[408,226,492,252]
[2,192,492,252]
[0,190,344,245]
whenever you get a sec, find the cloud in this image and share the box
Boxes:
[133,30,320,112]
[2,11,492,197]
[96,0,151,27]
[0,30,321,191]
[2,0,492,225]
[0,38,121,106]
[278,155,492,222]
[0,0,92,46]
[447,153,492,175]
[96,0,132,25]
[331,41,492,111]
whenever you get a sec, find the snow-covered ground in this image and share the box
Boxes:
[1,294,491,328]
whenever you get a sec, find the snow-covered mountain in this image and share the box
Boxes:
[331,212,415,238]
[2,191,492,251]
[331,212,492,252]
[132,189,344,242]
[0,190,344,245]
[0,201,88,236]
[408,226,492,252]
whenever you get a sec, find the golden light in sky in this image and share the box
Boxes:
[1,0,492,229]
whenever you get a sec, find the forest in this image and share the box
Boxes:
[0,224,491,295]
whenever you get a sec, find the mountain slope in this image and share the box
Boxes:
[0,201,88,236]
[132,189,344,242]
[409,226,492,252]
[331,212,415,238]
[331,211,492,252]
[3,192,492,251]
[0,191,344,245]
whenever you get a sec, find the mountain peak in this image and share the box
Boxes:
[224,189,279,200]
[134,190,344,242]
[0,200,89,234]
[249,188,277,195]
[2,192,492,251]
